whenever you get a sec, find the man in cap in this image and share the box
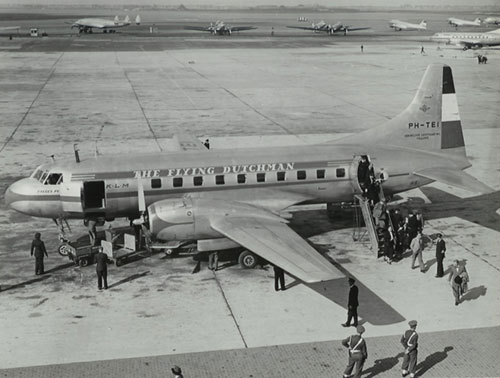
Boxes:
[31,232,48,275]
[435,233,446,278]
[401,320,419,377]
[342,277,359,327]
[95,246,109,290]
[341,325,367,378]
[171,365,184,378]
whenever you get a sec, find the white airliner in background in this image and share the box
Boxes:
[287,20,370,35]
[70,15,141,34]
[483,16,500,25]
[6,65,492,284]
[184,21,256,35]
[431,28,500,50]
[389,19,427,31]
[447,17,482,27]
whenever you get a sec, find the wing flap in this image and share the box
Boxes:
[414,167,494,194]
[172,133,208,151]
[211,217,344,283]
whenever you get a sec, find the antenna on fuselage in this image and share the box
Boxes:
[73,144,80,163]
[50,154,55,162]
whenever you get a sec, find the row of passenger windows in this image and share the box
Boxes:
[149,168,346,189]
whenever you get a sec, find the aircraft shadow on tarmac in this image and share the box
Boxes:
[0,274,51,293]
[407,187,500,233]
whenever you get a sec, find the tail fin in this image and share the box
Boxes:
[420,20,427,27]
[124,15,130,24]
[135,14,141,25]
[343,64,466,157]
[114,15,119,24]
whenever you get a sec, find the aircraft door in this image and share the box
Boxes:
[60,181,84,214]
[349,155,365,194]
[82,181,106,211]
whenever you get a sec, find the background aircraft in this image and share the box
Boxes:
[431,28,500,49]
[5,65,492,284]
[389,19,427,31]
[70,15,141,34]
[0,26,20,32]
[484,17,500,25]
[447,17,482,28]
[184,21,256,35]
[287,21,370,35]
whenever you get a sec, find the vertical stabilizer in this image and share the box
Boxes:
[342,64,466,157]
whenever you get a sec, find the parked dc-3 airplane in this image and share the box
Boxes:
[5,64,493,283]
[431,28,500,49]
[184,21,256,35]
[448,17,482,28]
[287,21,370,35]
[389,19,427,31]
[483,16,500,25]
[70,15,141,33]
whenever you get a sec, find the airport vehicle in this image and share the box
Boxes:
[483,16,500,25]
[431,28,500,50]
[184,21,256,35]
[389,20,427,31]
[447,17,482,28]
[70,15,141,34]
[287,21,370,35]
[5,64,493,283]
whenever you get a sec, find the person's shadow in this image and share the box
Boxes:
[416,346,453,376]
[362,352,404,377]
[461,285,487,302]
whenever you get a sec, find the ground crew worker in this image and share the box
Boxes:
[171,365,184,378]
[31,232,48,275]
[204,139,210,149]
[401,320,419,377]
[208,251,219,271]
[342,277,359,327]
[95,246,109,290]
[435,233,446,277]
[273,265,286,291]
[342,325,367,378]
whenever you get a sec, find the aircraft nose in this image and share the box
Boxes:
[5,178,35,213]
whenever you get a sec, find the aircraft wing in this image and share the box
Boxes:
[287,26,318,31]
[184,26,210,31]
[346,27,371,32]
[210,216,344,283]
[0,26,20,31]
[230,26,257,32]
[172,133,208,151]
[414,167,494,194]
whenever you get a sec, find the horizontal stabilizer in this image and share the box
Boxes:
[414,167,494,194]
[211,217,344,283]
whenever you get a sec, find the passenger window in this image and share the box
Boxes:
[317,169,325,179]
[277,172,285,181]
[193,176,203,186]
[216,175,225,185]
[257,173,265,182]
[173,177,183,187]
[151,178,161,189]
[237,174,246,184]
[336,168,346,178]
[297,170,306,180]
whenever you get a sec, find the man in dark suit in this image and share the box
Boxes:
[95,247,109,290]
[31,232,48,275]
[435,233,446,278]
[342,277,359,327]
[273,265,286,291]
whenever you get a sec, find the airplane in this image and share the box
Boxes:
[184,21,256,36]
[389,20,427,31]
[70,15,141,34]
[5,64,493,284]
[287,21,370,35]
[431,28,500,50]
[447,17,482,28]
[483,16,500,25]
[0,26,20,32]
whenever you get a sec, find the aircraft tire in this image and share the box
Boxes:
[238,250,258,269]
[57,242,71,257]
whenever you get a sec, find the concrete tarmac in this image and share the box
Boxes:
[0,8,499,377]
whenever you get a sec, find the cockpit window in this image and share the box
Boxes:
[44,173,63,185]
[40,171,50,184]
[32,168,44,181]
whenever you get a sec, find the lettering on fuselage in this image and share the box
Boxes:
[408,121,440,129]
[106,183,130,189]
[133,162,295,178]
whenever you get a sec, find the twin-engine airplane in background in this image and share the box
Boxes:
[184,21,256,35]
[431,28,500,50]
[447,17,482,28]
[483,17,500,25]
[287,21,370,35]
[5,65,493,284]
[389,19,427,31]
[70,15,141,33]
